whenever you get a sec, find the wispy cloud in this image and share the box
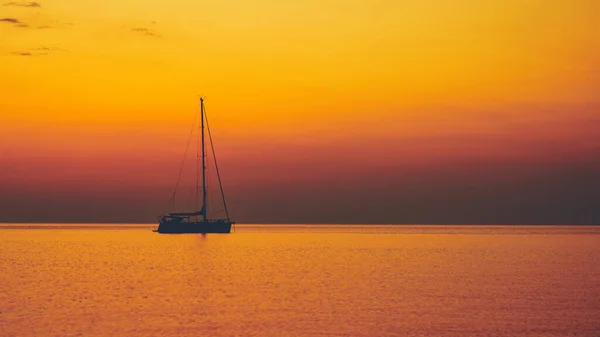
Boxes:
[1,20,74,30]
[10,46,67,56]
[0,17,29,27]
[3,1,40,8]
[10,51,48,56]
[36,21,75,29]
[31,46,67,52]
[132,27,161,38]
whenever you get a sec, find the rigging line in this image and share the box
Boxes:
[206,123,217,218]
[208,148,221,218]
[204,105,231,220]
[165,110,199,212]
[206,153,211,218]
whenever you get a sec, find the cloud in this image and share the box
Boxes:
[31,46,67,52]
[10,51,49,56]
[10,47,66,56]
[1,17,74,30]
[3,1,41,7]
[36,21,75,29]
[0,17,29,27]
[131,27,161,38]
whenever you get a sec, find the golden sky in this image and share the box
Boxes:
[1,0,599,223]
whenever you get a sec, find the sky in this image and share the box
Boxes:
[1,0,599,224]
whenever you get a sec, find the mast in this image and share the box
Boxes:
[200,97,207,219]
[195,103,200,213]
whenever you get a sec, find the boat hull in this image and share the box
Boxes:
[156,219,232,234]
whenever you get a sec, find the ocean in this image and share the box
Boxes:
[0,224,598,336]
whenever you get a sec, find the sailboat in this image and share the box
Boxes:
[156,97,234,234]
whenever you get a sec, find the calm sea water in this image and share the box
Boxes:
[0,225,598,336]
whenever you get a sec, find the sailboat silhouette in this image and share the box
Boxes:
[156,97,234,234]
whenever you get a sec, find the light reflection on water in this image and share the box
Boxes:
[1,225,598,336]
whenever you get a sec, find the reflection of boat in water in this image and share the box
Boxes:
[156,97,234,234]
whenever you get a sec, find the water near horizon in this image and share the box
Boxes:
[1,224,598,336]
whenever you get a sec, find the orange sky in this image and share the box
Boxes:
[1,0,599,223]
